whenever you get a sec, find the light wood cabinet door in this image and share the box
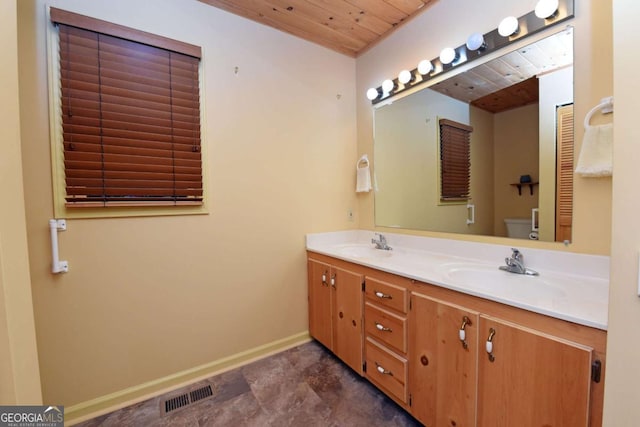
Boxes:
[410,293,479,427]
[478,316,593,427]
[307,259,332,350]
[332,266,364,374]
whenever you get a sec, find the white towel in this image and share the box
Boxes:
[575,124,613,177]
[356,154,372,193]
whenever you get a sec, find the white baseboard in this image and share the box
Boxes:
[66,331,311,425]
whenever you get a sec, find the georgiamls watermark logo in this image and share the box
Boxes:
[0,405,64,427]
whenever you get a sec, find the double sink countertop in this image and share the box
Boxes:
[306,230,609,330]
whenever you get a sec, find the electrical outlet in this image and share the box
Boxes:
[347,209,354,222]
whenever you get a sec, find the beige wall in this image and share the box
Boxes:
[17,0,357,408]
[374,88,473,232]
[603,1,640,424]
[0,0,42,405]
[469,106,495,236]
[492,104,539,237]
[356,0,613,255]
[538,66,574,242]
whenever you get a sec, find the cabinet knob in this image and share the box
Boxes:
[374,291,392,299]
[486,328,496,362]
[330,274,336,288]
[459,316,471,350]
[420,355,429,366]
[375,362,393,376]
[375,322,392,332]
[321,272,328,286]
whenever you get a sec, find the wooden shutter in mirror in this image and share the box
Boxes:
[556,104,574,242]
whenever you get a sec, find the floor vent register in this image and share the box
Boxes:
[161,384,214,416]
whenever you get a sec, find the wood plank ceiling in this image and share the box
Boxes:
[197,0,437,57]
[198,1,573,114]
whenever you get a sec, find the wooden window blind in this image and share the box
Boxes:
[439,119,473,202]
[51,8,203,207]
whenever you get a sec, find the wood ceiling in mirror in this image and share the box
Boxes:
[470,77,539,114]
[197,0,436,57]
[430,29,573,113]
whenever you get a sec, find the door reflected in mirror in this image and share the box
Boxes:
[373,28,573,243]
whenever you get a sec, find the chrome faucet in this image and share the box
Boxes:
[499,248,538,276]
[371,233,392,251]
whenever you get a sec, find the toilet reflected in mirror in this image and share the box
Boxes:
[504,218,536,240]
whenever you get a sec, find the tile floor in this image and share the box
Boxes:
[74,340,421,426]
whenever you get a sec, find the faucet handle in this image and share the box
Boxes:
[374,232,386,242]
[510,248,522,259]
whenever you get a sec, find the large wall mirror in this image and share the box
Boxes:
[374,27,573,243]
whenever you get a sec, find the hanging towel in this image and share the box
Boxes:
[356,154,372,193]
[575,123,613,177]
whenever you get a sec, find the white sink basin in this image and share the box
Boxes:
[334,244,394,260]
[443,263,566,300]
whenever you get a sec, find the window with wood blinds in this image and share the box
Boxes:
[439,118,473,202]
[50,8,203,208]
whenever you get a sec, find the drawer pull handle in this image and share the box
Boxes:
[459,316,472,350]
[375,322,392,332]
[375,362,393,376]
[486,328,496,362]
[374,291,392,299]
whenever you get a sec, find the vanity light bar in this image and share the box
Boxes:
[367,0,574,105]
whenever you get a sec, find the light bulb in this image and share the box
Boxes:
[366,87,380,101]
[535,0,559,19]
[466,33,486,51]
[439,47,457,65]
[398,70,413,85]
[498,16,519,37]
[381,79,395,94]
[417,60,433,75]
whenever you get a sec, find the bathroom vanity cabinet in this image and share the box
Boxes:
[307,257,363,374]
[364,274,411,405]
[307,251,606,427]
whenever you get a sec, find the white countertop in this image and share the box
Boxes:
[306,230,609,330]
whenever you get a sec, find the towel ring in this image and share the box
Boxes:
[584,96,613,129]
[357,154,370,169]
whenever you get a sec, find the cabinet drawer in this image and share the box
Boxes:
[365,338,408,404]
[365,302,407,354]
[365,277,409,314]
